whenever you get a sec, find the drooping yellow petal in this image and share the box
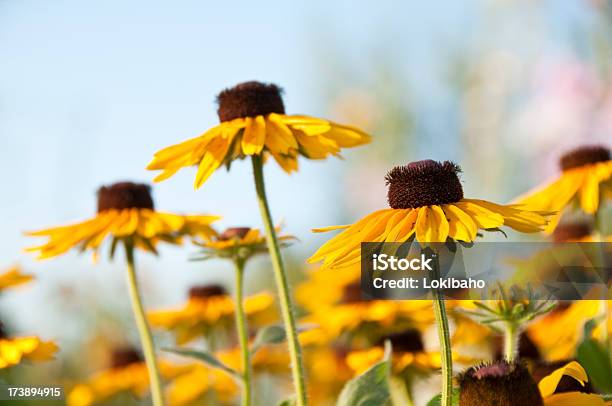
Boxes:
[454,200,505,229]
[294,132,340,159]
[241,116,266,155]
[194,134,234,189]
[415,206,449,243]
[580,173,600,214]
[538,361,588,398]
[443,204,477,242]
[320,123,372,147]
[281,115,332,135]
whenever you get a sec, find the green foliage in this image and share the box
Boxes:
[426,388,460,406]
[163,347,242,380]
[576,318,612,393]
[251,324,287,354]
[336,342,392,406]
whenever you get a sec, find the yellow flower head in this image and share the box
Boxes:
[309,160,551,270]
[516,145,612,233]
[67,347,193,406]
[0,323,58,369]
[297,267,434,343]
[146,81,372,188]
[195,226,294,261]
[26,182,219,260]
[148,284,275,345]
[0,266,34,292]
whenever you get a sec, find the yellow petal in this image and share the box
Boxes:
[194,134,233,189]
[539,361,588,398]
[241,116,266,155]
[544,392,607,406]
[415,206,449,243]
[444,204,477,242]
[454,200,505,229]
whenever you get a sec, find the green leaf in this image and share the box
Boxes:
[336,342,392,406]
[251,325,287,354]
[426,388,460,406]
[576,319,612,393]
[164,347,242,380]
[277,398,296,406]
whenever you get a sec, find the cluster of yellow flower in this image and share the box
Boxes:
[9,81,611,405]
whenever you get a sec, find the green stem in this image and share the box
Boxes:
[433,289,453,406]
[124,241,165,406]
[234,259,252,406]
[251,155,308,406]
[504,322,518,362]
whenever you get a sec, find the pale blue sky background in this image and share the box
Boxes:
[0,0,595,339]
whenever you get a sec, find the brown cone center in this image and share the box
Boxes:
[217,227,251,241]
[111,348,143,368]
[386,160,464,209]
[552,222,592,242]
[376,329,424,353]
[559,145,610,171]
[188,284,227,299]
[97,182,154,212]
[217,81,285,122]
[459,361,543,406]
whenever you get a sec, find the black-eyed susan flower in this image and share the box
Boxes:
[146,81,370,406]
[165,346,289,406]
[146,81,371,187]
[148,284,275,345]
[0,322,58,369]
[27,182,218,260]
[296,267,434,344]
[0,266,33,292]
[309,160,550,270]
[67,347,194,406]
[309,159,551,406]
[192,226,290,406]
[516,145,612,233]
[458,360,609,406]
[27,182,218,406]
[194,226,294,262]
[527,301,600,362]
[459,360,544,405]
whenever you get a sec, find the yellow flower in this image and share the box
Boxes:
[26,182,218,260]
[0,266,34,292]
[194,226,294,261]
[538,361,610,405]
[67,348,193,406]
[0,332,58,369]
[297,267,434,344]
[148,284,275,345]
[516,145,612,233]
[309,160,550,270]
[146,81,371,188]
[527,301,600,362]
[165,346,289,406]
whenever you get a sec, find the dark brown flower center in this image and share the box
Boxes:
[188,284,227,299]
[386,160,464,209]
[217,227,251,241]
[459,361,543,406]
[531,360,594,394]
[217,81,285,122]
[552,222,593,242]
[376,329,424,353]
[110,347,143,368]
[559,145,610,171]
[341,282,363,303]
[97,182,154,213]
